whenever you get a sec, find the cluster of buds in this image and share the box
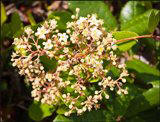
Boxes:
[11,8,129,116]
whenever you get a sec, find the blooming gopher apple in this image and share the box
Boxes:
[11,8,129,116]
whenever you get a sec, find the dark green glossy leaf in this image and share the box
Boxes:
[29,101,56,121]
[11,13,24,37]
[120,1,150,24]
[40,55,58,71]
[54,115,72,122]
[1,12,23,39]
[54,110,114,122]
[48,11,72,30]
[69,1,117,31]
[126,116,145,122]
[125,59,160,117]
[125,85,159,117]
[126,59,159,76]
[56,105,69,115]
[148,9,160,33]
[121,9,159,35]
[130,107,160,122]
[112,31,138,51]
[107,83,141,118]
[126,59,160,83]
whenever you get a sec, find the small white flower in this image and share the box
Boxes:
[76,8,80,13]
[66,29,71,34]
[82,28,89,37]
[117,90,121,95]
[35,26,49,39]
[71,15,75,19]
[45,73,53,82]
[124,90,128,94]
[69,104,73,109]
[63,47,69,53]
[76,17,87,29]
[25,27,33,35]
[82,107,87,112]
[105,94,109,99]
[64,112,69,116]
[97,45,104,55]
[62,94,67,98]
[43,39,53,50]
[112,45,117,50]
[122,78,126,83]
[77,109,83,114]
[89,14,99,26]
[58,33,68,45]
[95,90,99,94]
[49,19,57,29]
[90,27,102,40]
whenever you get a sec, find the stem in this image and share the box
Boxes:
[116,34,154,43]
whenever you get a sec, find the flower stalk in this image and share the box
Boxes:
[116,34,160,43]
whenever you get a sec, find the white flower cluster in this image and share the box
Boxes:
[11,8,129,116]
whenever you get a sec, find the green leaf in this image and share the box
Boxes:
[40,55,58,71]
[29,101,56,121]
[48,11,72,30]
[130,107,160,122]
[125,59,160,117]
[126,59,160,76]
[112,31,139,51]
[107,83,141,118]
[148,9,160,33]
[54,115,72,122]
[1,12,23,39]
[121,9,159,35]
[56,105,69,115]
[120,1,150,24]
[126,59,160,83]
[68,1,117,31]
[54,110,114,122]
[127,116,145,122]
[1,23,12,39]
[11,12,24,37]
[125,85,159,117]
[1,2,7,25]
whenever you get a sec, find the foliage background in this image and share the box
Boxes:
[0,0,160,122]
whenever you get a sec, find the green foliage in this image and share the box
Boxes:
[48,11,72,30]
[1,2,7,25]
[125,59,160,117]
[106,83,141,119]
[148,10,160,33]
[1,12,23,39]
[121,9,160,34]
[126,84,159,117]
[2,1,160,122]
[40,55,58,71]
[54,110,114,122]
[28,101,56,121]
[56,105,69,115]
[120,1,151,25]
[112,31,139,51]
[68,1,117,31]
[126,59,160,82]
